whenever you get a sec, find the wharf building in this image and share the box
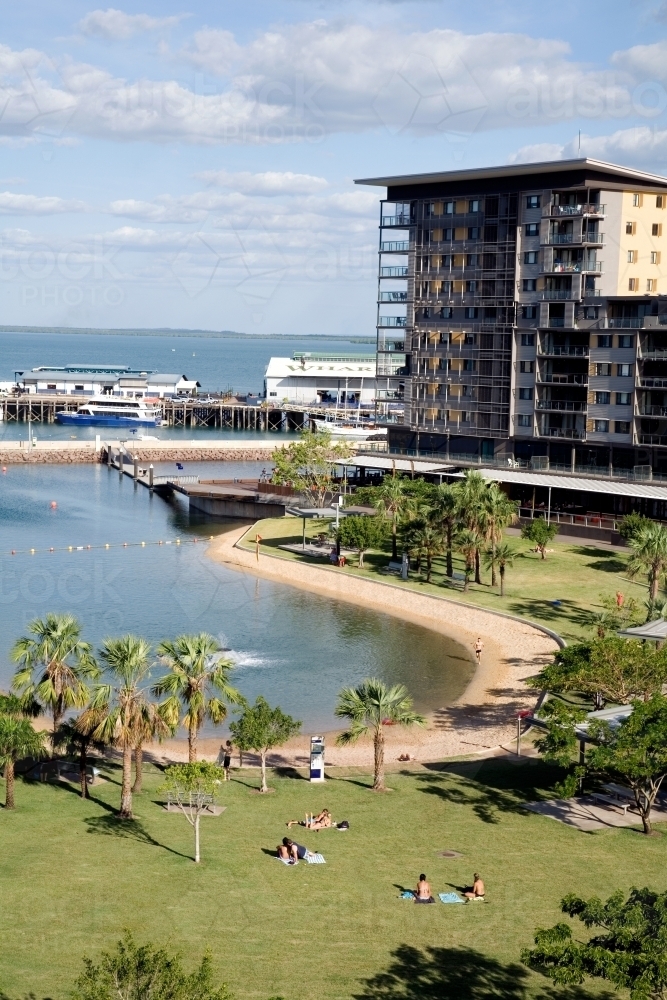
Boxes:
[356,159,667,483]
[16,365,199,398]
[264,352,376,407]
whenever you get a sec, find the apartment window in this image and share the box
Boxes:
[595,391,611,404]
[618,335,634,348]
[440,307,454,318]
[466,254,479,266]
[526,195,541,209]
[647,278,657,292]
[651,251,661,264]
[520,361,534,373]
[596,363,612,375]
[658,196,664,209]
[522,305,537,319]
[523,278,537,291]
[468,227,481,240]
[632,193,642,207]
[517,414,532,427]
[461,412,470,422]
[615,421,631,434]
[468,199,480,212]
[626,221,636,235]
[597,335,612,348]
[594,419,609,432]
[617,363,633,376]
[464,307,478,319]
[627,250,636,263]
[466,280,477,292]
[521,333,535,346]
[525,223,539,236]
[445,201,455,214]
[615,392,632,405]
[464,333,476,345]
[581,306,599,319]
[269,391,277,397]
[463,359,476,371]
[518,387,533,400]
[653,224,663,236]
[629,277,638,291]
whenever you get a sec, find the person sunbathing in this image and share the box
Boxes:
[276,842,294,864]
[414,874,435,904]
[283,837,315,863]
[287,809,332,831]
[464,873,485,900]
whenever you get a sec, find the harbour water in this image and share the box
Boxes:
[0,463,474,733]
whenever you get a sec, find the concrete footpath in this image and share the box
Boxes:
[0,439,282,464]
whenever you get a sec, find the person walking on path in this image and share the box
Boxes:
[474,638,484,664]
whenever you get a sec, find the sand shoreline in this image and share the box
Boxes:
[142,523,559,767]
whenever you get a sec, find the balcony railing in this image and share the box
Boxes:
[378,316,407,327]
[538,345,589,356]
[538,373,588,385]
[535,399,586,411]
[547,233,604,245]
[548,261,602,273]
[379,266,409,277]
[379,292,408,302]
[380,242,409,252]
[639,434,667,446]
[639,377,667,388]
[537,426,585,439]
[543,203,605,217]
[542,289,574,300]
[381,215,411,227]
[609,317,647,328]
[639,405,667,416]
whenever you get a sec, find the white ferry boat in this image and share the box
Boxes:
[55,396,162,427]
[313,418,387,442]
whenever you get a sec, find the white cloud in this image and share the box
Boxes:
[510,126,667,169]
[0,192,88,214]
[78,9,187,41]
[196,170,329,195]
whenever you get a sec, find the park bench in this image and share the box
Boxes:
[590,792,632,816]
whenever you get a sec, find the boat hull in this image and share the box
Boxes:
[55,413,160,427]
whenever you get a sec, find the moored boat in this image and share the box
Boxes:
[55,396,162,427]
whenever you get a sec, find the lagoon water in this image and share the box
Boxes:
[0,463,474,733]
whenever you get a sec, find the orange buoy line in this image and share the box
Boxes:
[7,536,215,556]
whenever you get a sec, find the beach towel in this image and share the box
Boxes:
[439,892,464,904]
[276,857,295,866]
[400,891,414,899]
[306,853,326,864]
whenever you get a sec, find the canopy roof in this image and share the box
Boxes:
[618,618,667,640]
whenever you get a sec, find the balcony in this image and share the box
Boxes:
[547,233,604,245]
[380,266,409,277]
[537,426,585,439]
[542,289,575,300]
[538,344,589,357]
[379,291,408,302]
[609,317,647,329]
[639,406,667,417]
[639,434,667,446]
[535,399,586,411]
[639,377,667,388]
[538,373,588,385]
[548,260,602,274]
[381,214,411,227]
[380,241,409,252]
[543,203,605,217]
[378,316,407,327]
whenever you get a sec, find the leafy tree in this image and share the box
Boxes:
[452,471,488,583]
[54,713,106,799]
[593,591,643,637]
[523,886,667,999]
[161,762,225,863]
[335,679,425,791]
[336,515,385,568]
[483,485,518,587]
[81,635,162,820]
[534,699,587,796]
[627,521,667,605]
[618,510,651,542]
[229,697,301,793]
[70,931,231,1000]
[485,542,516,597]
[521,518,559,559]
[271,430,351,507]
[11,613,99,733]
[154,633,243,763]
[0,704,48,809]
[430,483,458,578]
[455,528,480,592]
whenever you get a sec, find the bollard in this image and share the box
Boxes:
[133,456,139,481]
[118,448,123,478]
[107,445,112,468]
[149,464,154,489]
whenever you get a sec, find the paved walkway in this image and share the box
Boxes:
[524,796,667,832]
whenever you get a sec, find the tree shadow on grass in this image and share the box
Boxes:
[83,815,191,860]
[355,944,612,1000]
[506,598,592,630]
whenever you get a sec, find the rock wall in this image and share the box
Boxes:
[0,443,277,464]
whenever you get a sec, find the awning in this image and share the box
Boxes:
[334,456,452,474]
[475,468,667,502]
[618,618,667,640]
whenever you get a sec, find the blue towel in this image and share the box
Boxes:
[400,891,414,899]
[439,892,464,904]
[306,853,326,864]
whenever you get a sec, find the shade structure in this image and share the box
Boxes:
[618,618,667,640]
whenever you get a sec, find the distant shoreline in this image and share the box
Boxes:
[0,326,375,342]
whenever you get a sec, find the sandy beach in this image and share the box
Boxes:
[145,522,560,769]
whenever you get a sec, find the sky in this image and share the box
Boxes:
[1,0,667,336]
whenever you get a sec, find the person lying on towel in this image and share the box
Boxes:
[286,809,332,831]
[283,837,315,863]
[277,842,294,864]
[414,874,435,904]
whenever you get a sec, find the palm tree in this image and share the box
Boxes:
[0,695,48,809]
[81,635,154,819]
[372,475,409,561]
[335,679,425,791]
[154,633,243,763]
[131,700,169,794]
[430,483,457,578]
[483,486,518,587]
[485,542,516,597]
[456,528,481,592]
[11,613,99,734]
[627,522,667,606]
[54,714,107,799]
[453,471,488,584]
[409,520,445,583]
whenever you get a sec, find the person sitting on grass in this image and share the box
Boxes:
[464,873,485,901]
[287,809,332,831]
[276,842,293,864]
[414,874,435,904]
[283,837,315,863]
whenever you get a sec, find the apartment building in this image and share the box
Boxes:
[357,159,667,477]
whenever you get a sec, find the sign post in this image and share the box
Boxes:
[310,736,325,782]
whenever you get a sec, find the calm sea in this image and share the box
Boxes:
[0,464,473,732]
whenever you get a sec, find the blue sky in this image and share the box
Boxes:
[1,0,667,335]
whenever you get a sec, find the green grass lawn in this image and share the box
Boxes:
[1,758,664,1000]
[241,517,648,643]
